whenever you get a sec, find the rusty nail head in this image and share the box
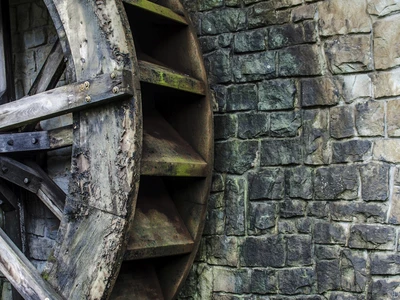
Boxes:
[32,138,38,144]
[24,178,30,184]
[111,72,116,79]
[85,95,91,102]
[113,86,119,94]
[7,140,13,146]
[84,81,90,88]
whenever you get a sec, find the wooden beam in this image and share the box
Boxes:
[0,228,63,300]
[28,39,65,96]
[0,71,134,131]
[0,0,15,104]
[0,131,50,153]
[139,60,206,95]
[123,0,187,25]
[0,179,18,211]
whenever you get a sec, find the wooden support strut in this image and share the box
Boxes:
[0,70,134,131]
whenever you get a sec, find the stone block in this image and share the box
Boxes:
[301,77,341,107]
[374,15,400,69]
[225,176,246,235]
[370,278,400,300]
[211,173,225,193]
[355,100,384,137]
[226,84,258,112]
[247,2,283,29]
[234,28,268,53]
[237,112,269,139]
[206,236,238,266]
[388,186,400,224]
[388,100,400,137]
[209,193,225,209]
[214,114,237,140]
[324,35,372,74]
[340,250,368,292]
[23,29,47,49]
[316,260,340,292]
[198,0,223,11]
[373,139,400,163]
[201,8,246,34]
[213,267,250,293]
[371,253,400,275]
[287,235,312,266]
[330,106,355,139]
[315,166,359,200]
[315,245,341,260]
[268,23,313,49]
[292,4,316,22]
[303,109,331,165]
[260,139,302,166]
[314,221,346,245]
[278,44,322,76]
[28,235,54,260]
[360,163,389,201]
[332,140,372,163]
[17,4,30,32]
[368,0,400,16]
[248,168,285,200]
[330,202,388,223]
[278,219,297,234]
[31,2,48,28]
[296,218,313,234]
[233,52,276,82]
[215,140,258,174]
[258,79,296,111]
[280,199,306,218]
[342,74,372,103]
[248,202,278,235]
[372,70,400,98]
[204,208,225,235]
[328,292,366,300]
[241,236,286,267]
[212,85,227,113]
[204,49,232,83]
[278,268,315,295]
[270,111,301,137]
[308,202,329,218]
[348,225,396,250]
[318,0,371,36]
[250,269,277,294]
[287,166,314,199]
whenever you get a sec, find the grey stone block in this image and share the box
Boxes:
[226,84,258,112]
[371,253,400,275]
[214,114,237,140]
[330,202,387,223]
[204,49,232,83]
[278,268,315,295]
[278,44,322,76]
[314,221,346,245]
[237,112,269,139]
[234,28,268,53]
[287,166,314,199]
[233,52,276,82]
[250,269,277,294]
[340,250,367,292]
[259,79,296,111]
[270,111,301,137]
[201,8,246,34]
[248,202,278,235]
[360,163,389,201]
[241,236,286,267]
[287,235,312,266]
[225,176,246,235]
[301,77,341,107]
[206,236,238,267]
[348,225,396,250]
[280,199,306,218]
[330,106,355,138]
[260,139,302,166]
[331,140,372,163]
[248,168,285,200]
[215,140,258,174]
[316,260,340,293]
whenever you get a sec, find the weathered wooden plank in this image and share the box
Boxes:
[48,125,73,150]
[0,71,133,131]
[111,263,164,300]
[0,0,15,104]
[0,228,63,300]
[25,161,65,220]
[139,60,205,95]
[0,131,50,153]
[123,0,187,25]
[125,177,194,260]
[28,39,65,96]
[142,112,208,177]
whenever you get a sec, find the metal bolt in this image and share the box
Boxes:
[113,86,119,94]
[85,95,91,103]
[7,140,13,146]
[23,178,30,184]
[84,81,90,88]
[32,138,38,144]
[111,72,116,79]
[1,167,8,173]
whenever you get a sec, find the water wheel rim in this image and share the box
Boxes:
[0,0,212,299]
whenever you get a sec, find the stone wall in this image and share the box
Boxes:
[178,0,400,299]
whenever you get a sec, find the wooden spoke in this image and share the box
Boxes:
[111,263,164,299]
[125,177,193,260]
[0,0,14,104]
[0,228,63,300]
[0,157,65,219]
[142,112,208,177]
[123,0,187,25]
[0,71,134,131]
[139,60,206,95]
[28,39,66,96]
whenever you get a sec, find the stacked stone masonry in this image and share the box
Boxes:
[5,0,400,299]
[178,0,400,299]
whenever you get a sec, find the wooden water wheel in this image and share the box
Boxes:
[0,0,212,299]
